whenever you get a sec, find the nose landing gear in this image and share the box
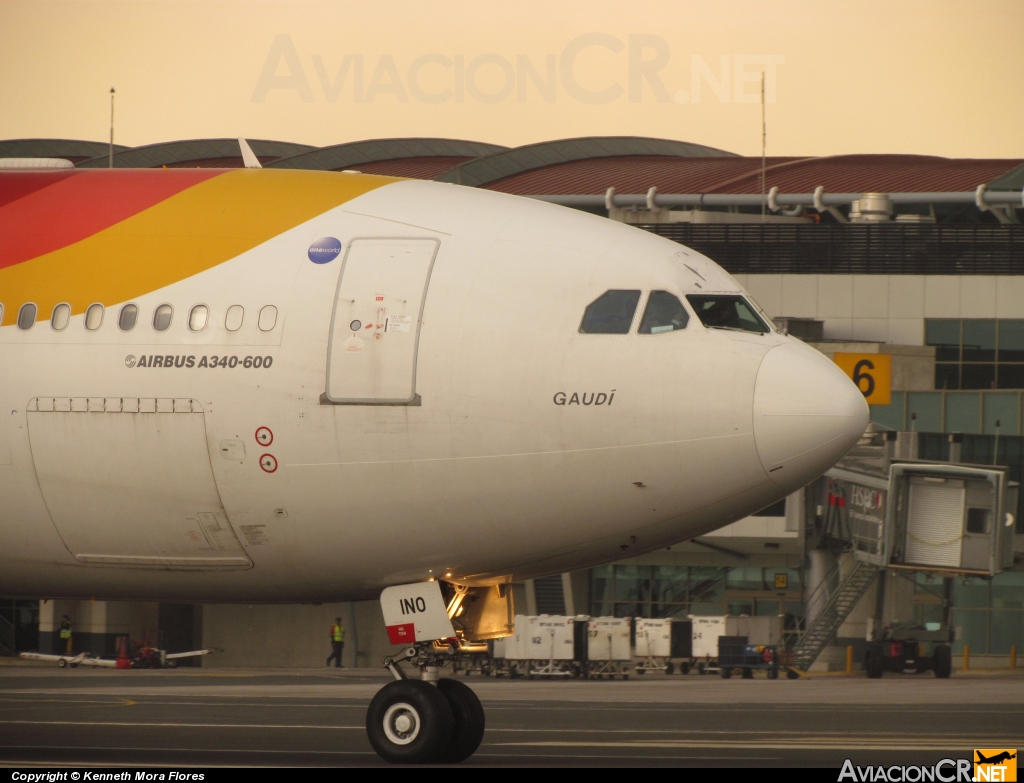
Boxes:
[368,643,486,764]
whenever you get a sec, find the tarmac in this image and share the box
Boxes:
[1,664,1022,768]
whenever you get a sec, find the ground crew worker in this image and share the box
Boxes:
[59,615,72,654]
[326,617,345,668]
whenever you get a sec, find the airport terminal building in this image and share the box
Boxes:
[2,136,1022,669]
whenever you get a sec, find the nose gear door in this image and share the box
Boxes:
[325,238,439,405]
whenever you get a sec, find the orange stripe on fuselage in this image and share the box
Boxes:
[0,169,224,270]
[0,168,398,326]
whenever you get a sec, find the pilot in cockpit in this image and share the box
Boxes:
[700,299,741,330]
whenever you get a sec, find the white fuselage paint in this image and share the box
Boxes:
[0,180,867,602]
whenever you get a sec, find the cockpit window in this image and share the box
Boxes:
[579,290,641,334]
[686,294,770,334]
[639,291,689,334]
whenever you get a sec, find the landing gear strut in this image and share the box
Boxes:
[367,642,486,764]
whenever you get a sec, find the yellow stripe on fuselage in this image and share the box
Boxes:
[0,169,398,326]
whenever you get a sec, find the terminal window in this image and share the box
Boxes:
[590,565,802,620]
[927,319,1024,389]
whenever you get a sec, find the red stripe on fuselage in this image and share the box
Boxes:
[0,169,224,270]
[0,170,77,211]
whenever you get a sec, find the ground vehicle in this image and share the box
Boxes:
[717,636,798,679]
[864,624,953,678]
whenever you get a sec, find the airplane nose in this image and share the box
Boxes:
[753,341,870,489]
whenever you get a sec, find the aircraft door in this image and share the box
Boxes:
[27,397,251,569]
[325,238,439,404]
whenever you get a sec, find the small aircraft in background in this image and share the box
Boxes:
[20,647,213,669]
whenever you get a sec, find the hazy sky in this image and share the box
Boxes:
[1,0,1021,158]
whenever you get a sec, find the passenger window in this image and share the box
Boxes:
[966,508,991,535]
[0,304,4,325]
[17,303,37,330]
[258,305,278,332]
[686,295,770,334]
[225,305,244,331]
[118,304,138,331]
[51,303,70,331]
[579,290,641,334]
[85,303,104,331]
[153,304,173,331]
[188,304,209,332]
[639,291,689,334]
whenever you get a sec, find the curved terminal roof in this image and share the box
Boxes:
[706,155,1024,195]
[76,138,314,168]
[435,136,736,188]
[269,138,506,179]
[5,134,1018,198]
[0,139,130,163]
[483,153,1024,196]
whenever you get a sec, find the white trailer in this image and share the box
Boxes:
[586,617,631,679]
[634,618,674,675]
[690,615,726,673]
[501,615,575,678]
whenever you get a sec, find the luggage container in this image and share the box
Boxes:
[586,617,631,679]
[527,615,575,678]
[690,616,726,674]
[501,615,575,678]
[634,618,673,675]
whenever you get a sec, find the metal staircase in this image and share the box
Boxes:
[791,558,880,672]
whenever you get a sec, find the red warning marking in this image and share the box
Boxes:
[386,623,415,644]
[255,426,274,446]
[259,454,278,473]
[375,295,384,301]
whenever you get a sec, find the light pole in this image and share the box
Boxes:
[108,88,115,169]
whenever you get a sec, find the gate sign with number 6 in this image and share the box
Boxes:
[832,353,891,405]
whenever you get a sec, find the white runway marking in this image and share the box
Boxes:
[496,738,1024,751]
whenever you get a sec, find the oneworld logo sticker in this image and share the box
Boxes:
[308,237,342,264]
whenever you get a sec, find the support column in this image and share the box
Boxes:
[524,580,538,616]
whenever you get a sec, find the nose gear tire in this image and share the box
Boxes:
[366,680,454,764]
[436,678,486,763]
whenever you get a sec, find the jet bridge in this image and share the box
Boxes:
[791,430,1018,673]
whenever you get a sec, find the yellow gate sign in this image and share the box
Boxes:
[833,353,891,405]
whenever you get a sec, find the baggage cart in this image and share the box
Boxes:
[717,635,792,679]
[690,616,726,674]
[586,617,631,679]
[501,615,575,678]
[634,618,673,675]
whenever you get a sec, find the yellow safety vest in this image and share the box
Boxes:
[332,624,344,642]
[59,627,71,640]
